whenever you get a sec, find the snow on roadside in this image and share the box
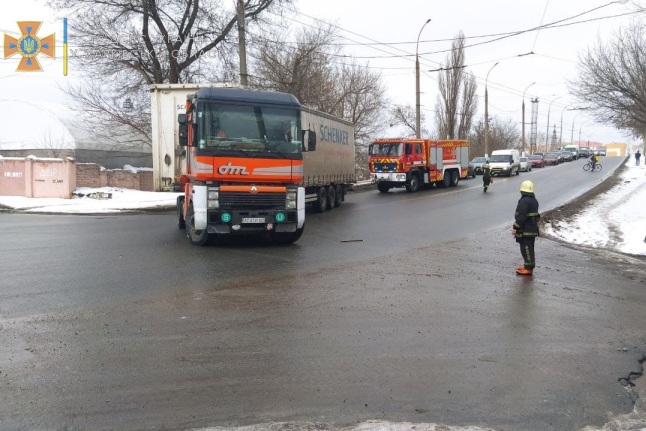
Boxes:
[543,159,646,256]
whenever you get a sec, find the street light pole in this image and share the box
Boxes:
[484,62,499,157]
[545,96,561,152]
[415,18,431,139]
[521,82,535,155]
[559,104,571,147]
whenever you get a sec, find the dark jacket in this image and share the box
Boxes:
[513,192,540,239]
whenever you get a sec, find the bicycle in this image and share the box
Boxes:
[583,162,602,172]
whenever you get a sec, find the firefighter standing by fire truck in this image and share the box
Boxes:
[512,180,540,276]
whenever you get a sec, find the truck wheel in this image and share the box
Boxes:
[515,168,520,176]
[315,187,327,213]
[327,186,336,210]
[271,226,304,245]
[438,172,451,188]
[177,196,186,229]
[377,183,390,193]
[334,185,343,207]
[450,170,459,187]
[405,175,420,193]
[186,203,210,246]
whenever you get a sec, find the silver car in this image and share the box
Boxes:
[519,156,532,172]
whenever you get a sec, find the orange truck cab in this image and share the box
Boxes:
[163,85,354,245]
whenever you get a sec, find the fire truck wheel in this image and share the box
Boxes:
[327,186,336,210]
[377,183,390,193]
[315,187,328,213]
[334,185,343,207]
[450,170,459,187]
[177,196,186,229]
[439,172,451,188]
[272,226,305,245]
[186,203,210,246]
[406,174,420,193]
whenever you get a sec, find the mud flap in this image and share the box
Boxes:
[192,185,208,230]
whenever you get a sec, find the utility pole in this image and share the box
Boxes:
[484,62,499,157]
[415,19,431,139]
[522,82,535,154]
[237,0,248,86]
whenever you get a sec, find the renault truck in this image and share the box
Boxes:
[150,84,355,245]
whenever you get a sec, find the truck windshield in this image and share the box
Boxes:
[370,143,402,156]
[196,102,302,156]
[490,155,512,163]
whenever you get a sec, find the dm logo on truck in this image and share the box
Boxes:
[218,163,250,175]
[3,21,55,72]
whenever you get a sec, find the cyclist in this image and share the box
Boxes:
[589,153,599,171]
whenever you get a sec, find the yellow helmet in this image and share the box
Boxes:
[520,180,534,193]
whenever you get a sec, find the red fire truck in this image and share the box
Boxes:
[368,138,470,193]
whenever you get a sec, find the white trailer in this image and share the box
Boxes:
[300,106,355,212]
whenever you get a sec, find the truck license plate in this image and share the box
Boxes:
[241,217,265,223]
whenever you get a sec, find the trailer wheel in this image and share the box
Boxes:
[177,196,186,229]
[272,226,305,245]
[405,174,420,193]
[450,170,459,187]
[377,182,390,193]
[334,185,343,207]
[315,187,327,213]
[186,203,210,246]
[327,186,336,210]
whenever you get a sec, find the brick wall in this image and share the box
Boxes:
[76,163,154,191]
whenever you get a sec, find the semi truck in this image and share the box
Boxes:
[150,84,355,245]
[368,138,470,193]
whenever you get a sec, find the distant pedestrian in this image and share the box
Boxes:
[482,163,493,192]
[636,150,641,166]
[512,180,540,276]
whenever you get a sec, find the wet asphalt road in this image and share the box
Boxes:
[1,157,646,431]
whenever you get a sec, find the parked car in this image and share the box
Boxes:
[529,154,545,168]
[519,156,532,172]
[543,152,560,166]
[469,156,489,175]
[466,163,476,178]
[560,151,573,162]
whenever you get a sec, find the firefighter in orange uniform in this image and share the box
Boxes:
[512,180,540,275]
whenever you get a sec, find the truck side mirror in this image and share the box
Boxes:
[178,114,188,146]
[308,130,317,151]
[368,144,373,155]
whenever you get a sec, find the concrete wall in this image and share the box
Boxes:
[0,157,76,198]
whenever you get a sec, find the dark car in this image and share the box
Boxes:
[543,152,560,166]
[529,154,545,168]
[469,156,489,175]
[560,151,573,162]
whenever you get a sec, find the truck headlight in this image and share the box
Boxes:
[286,190,297,209]
[208,188,219,209]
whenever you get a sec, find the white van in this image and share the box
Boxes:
[489,149,520,176]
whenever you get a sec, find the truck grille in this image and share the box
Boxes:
[219,192,286,210]
[373,163,398,172]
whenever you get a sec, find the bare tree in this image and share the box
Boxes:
[389,105,429,137]
[570,20,646,138]
[249,23,388,177]
[39,127,74,158]
[435,32,477,139]
[469,116,520,156]
[49,0,290,146]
